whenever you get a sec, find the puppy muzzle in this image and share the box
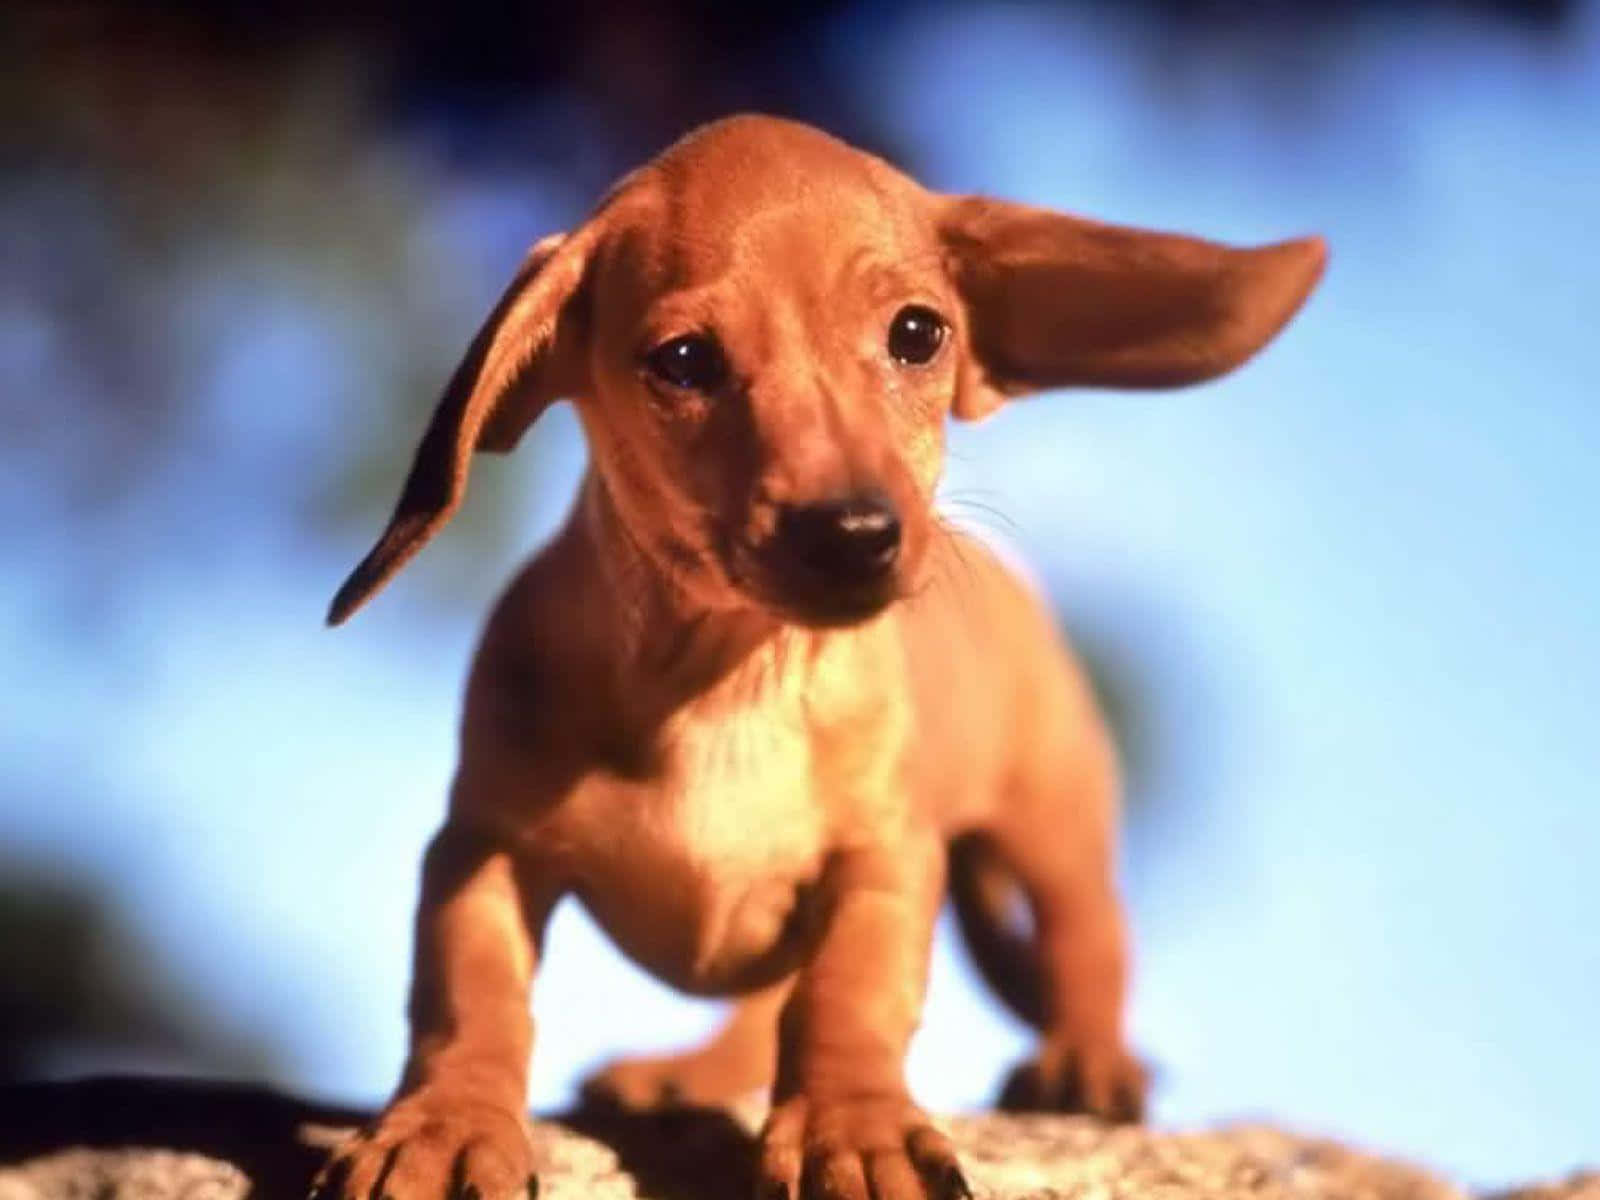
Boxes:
[749,490,904,625]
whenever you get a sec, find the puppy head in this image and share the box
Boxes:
[328,115,1325,627]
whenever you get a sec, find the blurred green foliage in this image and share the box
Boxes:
[0,859,280,1079]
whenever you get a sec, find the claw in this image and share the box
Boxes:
[369,1143,401,1200]
[446,1148,471,1200]
[308,1155,350,1200]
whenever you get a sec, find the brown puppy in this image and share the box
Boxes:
[314,115,1324,1200]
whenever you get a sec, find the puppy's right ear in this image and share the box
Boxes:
[327,226,599,625]
[936,195,1326,421]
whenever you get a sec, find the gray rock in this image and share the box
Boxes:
[0,1078,1591,1200]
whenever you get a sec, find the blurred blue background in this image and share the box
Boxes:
[2,0,1595,1188]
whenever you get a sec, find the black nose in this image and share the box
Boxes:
[776,493,902,585]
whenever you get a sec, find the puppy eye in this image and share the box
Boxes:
[887,305,947,366]
[644,333,728,392]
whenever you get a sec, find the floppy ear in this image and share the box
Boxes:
[937,195,1326,421]
[326,228,597,625]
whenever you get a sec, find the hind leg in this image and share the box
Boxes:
[581,978,790,1111]
[989,745,1147,1121]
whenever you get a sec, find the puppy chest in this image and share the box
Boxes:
[575,712,832,993]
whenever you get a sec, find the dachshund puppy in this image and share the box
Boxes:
[316,114,1324,1200]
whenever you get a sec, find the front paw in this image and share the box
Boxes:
[309,1091,537,1200]
[758,1091,971,1200]
[998,1038,1147,1122]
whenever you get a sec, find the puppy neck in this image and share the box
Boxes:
[577,472,791,700]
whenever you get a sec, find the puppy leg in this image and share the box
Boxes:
[582,978,791,1111]
[989,758,1146,1122]
[758,842,967,1200]
[311,823,554,1200]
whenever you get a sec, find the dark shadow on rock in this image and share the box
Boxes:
[0,1076,367,1199]
[561,1101,757,1200]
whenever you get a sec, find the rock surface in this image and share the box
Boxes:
[0,1077,1592,1200]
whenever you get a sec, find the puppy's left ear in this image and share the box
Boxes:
[327,226,599,626]
[937,195,1326,421]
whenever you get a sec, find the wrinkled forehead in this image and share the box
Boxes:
[594,128,941,309]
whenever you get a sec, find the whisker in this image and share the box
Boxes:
[906,517,982,625]
[939,495,1023,539]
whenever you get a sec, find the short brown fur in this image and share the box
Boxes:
[314,115,1325,1200]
